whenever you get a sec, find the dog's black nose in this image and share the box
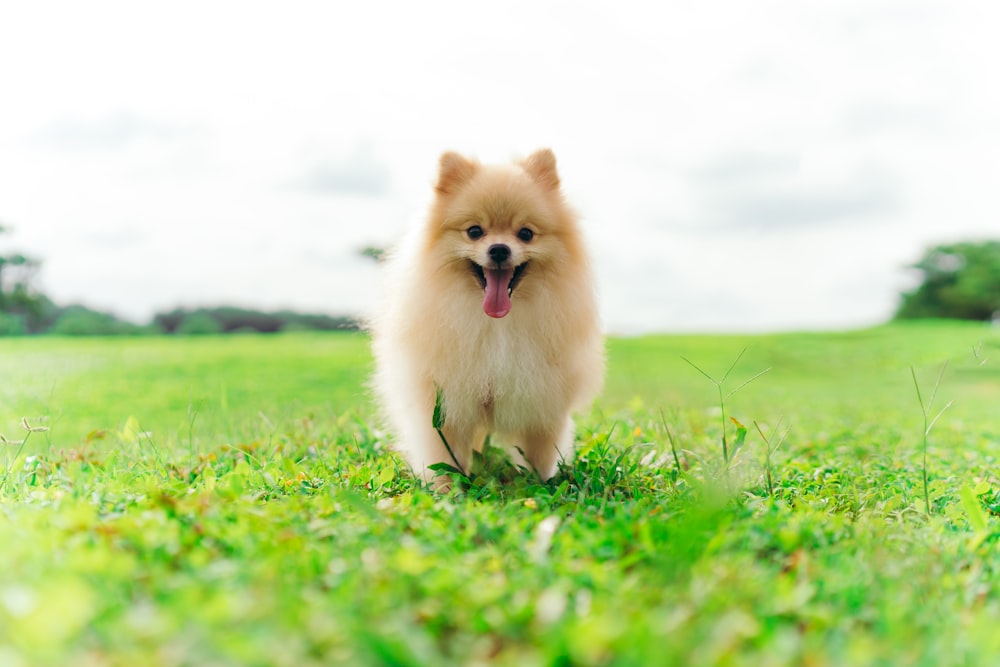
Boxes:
[488,244,510,264]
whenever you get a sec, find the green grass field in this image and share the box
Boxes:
[1,322,999,666]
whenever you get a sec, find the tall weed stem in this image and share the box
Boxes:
[911,362,952,517]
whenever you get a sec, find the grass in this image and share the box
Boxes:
[1,321,999,666]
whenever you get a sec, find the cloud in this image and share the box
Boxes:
[80,227,147,249]
[707,175,900,230]
[298,145,391,197]
[34,112,192,151]
[843,101,942,136]
[691,150,801,185]
[689,150,901,231]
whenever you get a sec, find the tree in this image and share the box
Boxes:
[895,240,1000,321]
[0,224,49,333]
[359,245,387,263]
[49,305,155,336]
[175,312,224,335]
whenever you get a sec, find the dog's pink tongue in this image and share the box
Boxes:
[483,267,514,318]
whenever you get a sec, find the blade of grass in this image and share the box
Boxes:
[658,408,683,477]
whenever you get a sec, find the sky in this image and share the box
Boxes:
[1,1,998,334]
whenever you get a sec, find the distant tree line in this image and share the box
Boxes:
[6,226,999,334]
[153,307,358,335]
[2,301,359,337]
[0,225,359,336]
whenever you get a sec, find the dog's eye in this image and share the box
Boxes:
[517,228,534,242]
[467,225,484,240]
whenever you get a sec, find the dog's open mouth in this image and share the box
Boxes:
[470,261,528,296]
[470,261,528,319]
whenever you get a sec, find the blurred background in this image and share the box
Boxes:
[1,0,998,335]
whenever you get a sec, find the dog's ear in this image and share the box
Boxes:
[522,148,560,190]
[435,152,478,195]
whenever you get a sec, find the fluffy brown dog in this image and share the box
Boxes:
[370,149,604,486]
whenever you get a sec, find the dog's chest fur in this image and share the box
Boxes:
[433,312,564,432]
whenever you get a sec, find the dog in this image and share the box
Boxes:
[370,148,604,487]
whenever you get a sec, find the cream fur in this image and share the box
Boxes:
[369,149,604,485]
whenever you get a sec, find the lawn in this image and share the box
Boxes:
[1,322,999,666]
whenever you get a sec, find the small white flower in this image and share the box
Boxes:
[529,515,561,562]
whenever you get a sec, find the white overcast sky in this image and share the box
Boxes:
[1,0,998,333]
